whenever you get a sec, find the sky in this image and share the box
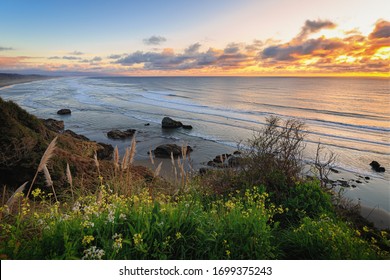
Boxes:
[0,0,389,77]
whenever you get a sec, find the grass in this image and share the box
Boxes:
[0,116,389,260]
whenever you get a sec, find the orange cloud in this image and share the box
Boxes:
[260,20,390,76]
[0,56,32,68]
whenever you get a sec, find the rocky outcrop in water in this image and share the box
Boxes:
[57,109,71,115]
[161,117,193,130]
[162,117,182,128]
[153,144,193,158]
[107,129,136,139]
[370,161,385,172]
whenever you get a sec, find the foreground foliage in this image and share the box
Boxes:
[0,181,388,260]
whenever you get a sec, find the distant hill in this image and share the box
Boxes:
[0,73,52,87]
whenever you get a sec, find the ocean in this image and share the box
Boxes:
[1,76,389,212]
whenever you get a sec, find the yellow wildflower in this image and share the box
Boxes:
[226,250,231,258]
[133,233,143,246]
[82,235,95,245]
[31,188,42,198]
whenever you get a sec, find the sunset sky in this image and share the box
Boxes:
[0,0,389,77]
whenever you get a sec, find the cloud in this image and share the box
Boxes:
[91,56,102,62]
[258,18,390,75]
[108,54,123,59]
[62,56,81,60]
[115,43,256,70]
[295,19,336,41]
[143,35,167,45]
[0,46,13,51]
[262,37,344,61]
[369,20,390,39]
[0,56,31,68]
[184,43,201,54]
[48,56,83,60]
[69,50,84,55]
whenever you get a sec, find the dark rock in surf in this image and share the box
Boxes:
[370,161,386,172]
[162,117,183,129]
[153,144,193,158]
[107,129,136,139]
[57,109,71,115]
[182,125,193,130]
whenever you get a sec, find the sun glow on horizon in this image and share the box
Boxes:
[0,0,389,78]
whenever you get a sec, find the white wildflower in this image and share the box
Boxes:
[82,246,105,260]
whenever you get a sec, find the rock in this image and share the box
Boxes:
[96,142,114,160]
[370,161,386,172]
[370,161,380,169]
[337,179,350,187]
[365,176,370,180]
[182,125,193,130]
[213,154,230,164]
[162,117,183,128]
[107,129,136,139]
[64,130,89,141]
[233,150,242,155]
[144,123,150,126]
[356,180,363,184]
[330,168,339,173]
[153,144,193,158]
[42,118,64,132]
[57,109,71,115]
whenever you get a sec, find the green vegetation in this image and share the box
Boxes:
[0,105,389,260]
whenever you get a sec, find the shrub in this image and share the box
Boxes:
[280,215,381,259]
[276,179,334,226]
[240,116,306,196]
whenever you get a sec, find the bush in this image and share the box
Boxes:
[276,180,334,226]
[280,215,380,259]
[241,116,306,196]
